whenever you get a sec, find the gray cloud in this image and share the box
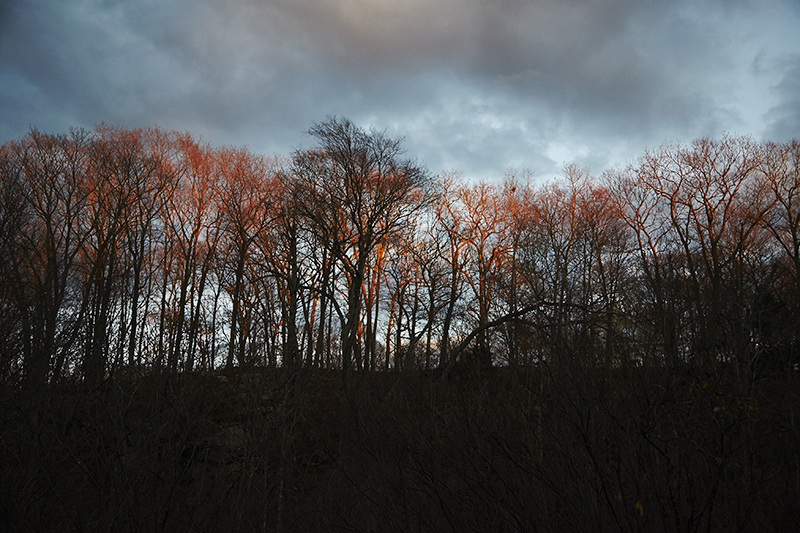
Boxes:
[1,0,798,180]
[766,55,800,141]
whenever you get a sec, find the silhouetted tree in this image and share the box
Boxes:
[292,117,429,385]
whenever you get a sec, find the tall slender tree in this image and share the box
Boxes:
[292,117,429,385]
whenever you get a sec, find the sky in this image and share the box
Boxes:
[1,0,799,182]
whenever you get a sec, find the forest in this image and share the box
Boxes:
[1,118,799,531]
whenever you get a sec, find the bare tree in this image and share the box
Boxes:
[1,130,92,390]
[159,135,223,372]
[213,147,274,369]
[430,173,471,367]
[77,126,179,385]
[291,117,429,385]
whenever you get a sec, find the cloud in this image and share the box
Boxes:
[1,0,798,181]
[766,55,800,141]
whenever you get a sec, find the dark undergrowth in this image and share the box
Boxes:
[2,361,799,532]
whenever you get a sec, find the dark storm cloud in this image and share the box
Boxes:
[1,0,798,180]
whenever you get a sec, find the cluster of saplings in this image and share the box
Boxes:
[1,119,799,531]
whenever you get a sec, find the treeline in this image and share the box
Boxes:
[1,119,799,390]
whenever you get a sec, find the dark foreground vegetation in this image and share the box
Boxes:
[2,360,799,532]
